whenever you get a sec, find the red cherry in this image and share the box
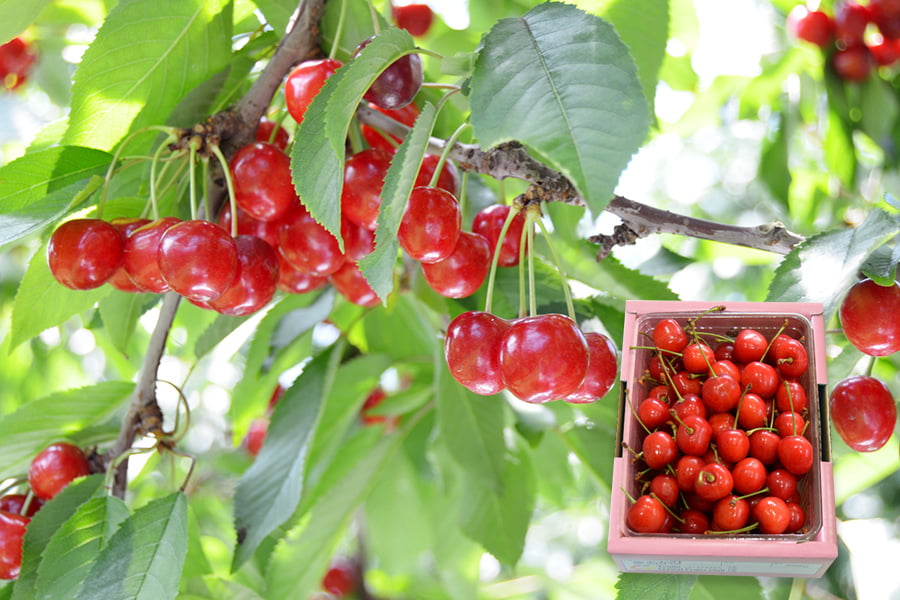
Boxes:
[753,496,791,534]
[786,502,806,533]
[0,495,42,518]
[839,279,900,356]
[392,3,435,37]
[694,462,733,502]
[444,311,511,396]
[832,45,873,82]
[710,359,741,382]
[774,411,806,439]
[678,508,710,534]
[672,393,707,421]
[736,392,768,430]
[733,328,768,363]
[255,117,290,150]
[766,468,798,501]
[498,314,590,404]
[284,58,343,125]
[675,455,705,492]
[717,428,750,463]
[641,430,678,470]
[276,252,328,295]
[732,457,767,495]
[0,512,29,580]
[28,442,91,501]
[775,380,808,414]
[835,2,872,48]
[415,154,460,198]
[361,101,420,152]
[714,342,735,362]
[564,332,618,403]
[682,342,714,373]
[48,219,124,290]
[749,430,781,466]
[649,473,680,507]
[230,142,300,222]
[871,0,900,38]
[122,217,181,293]
[398,187,461,263]
[321,559,356,597]
[420,230,491,298]
[158,220,239,302]
[652,318,688,354]
[356,37,423,110]
[778,435,814,475]
[626,494,667,533]
[637,397,671,430]
[471,204,527,267]
[741,361,780,399]
[341,217,375,263]
[329,261,380,307]
[869,37,900,66]
[217,203,281,249]
[278,207,346,277]
[712,495,750,531]
[0,37,37,91]
[669,370,701,398]
[773,338,809,379]
[244,417,269,456]
[675,415,712,456]
[701,375,741,413]
[787,6,834,48]
[108,217,151,292]
[341,148,392,230]
[830,375,897,452]
[205,235,279,316]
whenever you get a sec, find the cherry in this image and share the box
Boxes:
[675,414,712,456]
[647,384,671,404]
[421,230,491,298]
[0,37,36,91]
[108,217,151,292]
[753,496,791,534]
[736,392,768,430]
[707,412,735,439]
[341,217,376,263]
[651,318,688,354]
[712,495,750,531]
[678,508,710,534]
[230,142,300,222]
[158,220,239,302]
[778,435,814,475]
[832,45,872,82]
[670,370,701,397]
[255,117,290,151]
[398,186,461,263]
[766,468,798,501]
[392,3,435,37]
[499,314,590,404]
[830,375,897,452]
[0,512,29,580]
[28,442,91,501]
[682,342,714,373]
[641,430,678,470]
[564,332,618,403]
[626,494,667,533]
[48,219,124,290]
[775,380,808,414]
[205,235,279,316]
[361,101,420,152]
[787,5,834,48]
[637,397,670,430]
[284,58,343,125]
[356,36,423,110]
[773,337,808,379]
[415,153,460,198]
[733,328,767,363]
[717,428,750,463]
[714,342,735,362]
[329,261,380,307]
[834,2,871,48]
[444,311,511,395]
[672,393,707,421]
[244,417,269,456]
[710,359,741,382]
[694,462,733,502]
[786,502,806,533]
[774,411,806,439]
[839,278,900,356]
[869,37,900,66]
[278,207,346,277]
[732,457,767,495]
[472,204,527,267]
[0,495,42,518]
[741,361,780,399]
[321,558,356,597]
[649,473,680,507]
[276,253,328,295]
[701,375,741,413]
[361,387,399,428]
[675,455,705,492]
[749,430,781,466]
[217,203,281,249]
[341,148,393,230]
[122,216,181,293]
[871,0,900,38]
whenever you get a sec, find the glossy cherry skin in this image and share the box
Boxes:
[499,314,590,404]
[565,332,617,403]
[830,375,897,452]
[694,462,733,502]
[0,495,42,518]
[205,235,279,316]
[741,361,780,399]
[329,261,380,307]
[0,37,36,91]
[832,45,872,82]
[122,217,181,293]
[787,6,834,48]
[0,512,29,580]
[341,148,393,230]
[276,252,328,295]
[775,380,808,414]
[712,495,750,531]
[472,204,527,267]
[626,494,667,533]
[108,217,151,292]
[834,2,871,48]
[255,117,289,150]
[753,496,791,534]
[217,203,281,248]
[732,457,767,495]
[361,101,419,152]
[356,37,423,110]
[734,328,767,364]
[839,279,900,356]
[392,3,434,37]
[230,142,300,222]
[637,397,670,430]
[778,435,814,475]
[444,311,511,395]
[321,559,356,597]
[652,318,688,354]
[48,219,125,290]
[398,186,461,263]
[421,230,491,298]
[158,220,239,302]
[676,415,712,456]
[278,207,345,277]
[415,154,460,198]
[28,442,91,501]
[341,217,375,262]
[284,58,343,125]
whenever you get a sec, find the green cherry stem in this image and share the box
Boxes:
[147,139,174,221]
[188,143,198,221]
[483,203,522,315]
[329,0,349,60]
[526,207,538,317]
[209,144,239,236]
[428,119,467,189]
[99,126,178,219]
[533,212,576,322]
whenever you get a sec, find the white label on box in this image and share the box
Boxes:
[620,558,822,576]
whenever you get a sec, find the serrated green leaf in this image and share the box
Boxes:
[459,436,535,566]
[35,495,130,600]
[687,575,764,600]
[0,146,112,247]
[320,0,387,62]
[468,2,649,213]
[759,110,791,210]
[0,0,50,44]
[615,573,697,600]
[12,475,106,600]
[293,27,417,245]
[0,382,133,480]
[232,342,343,569]
[10,241,114,349]
[767,209,900,317]
[75,493,188,600]
[360,102,439,301]
[861,244,899,285]
[62,0,231,151]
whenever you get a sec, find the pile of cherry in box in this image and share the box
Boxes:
[625,314,815,536]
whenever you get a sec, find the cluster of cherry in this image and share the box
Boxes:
[625,318,815,535]
[0,442,91,579]
[788,0,900,81]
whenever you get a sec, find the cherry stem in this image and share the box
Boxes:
[100,126,177,219]
[428,118,467,189]
[155,379,192,443]
[534,210,576,322]
[201,157,212,221]
[188,144,198,221]
[328,0,348,60]
[620,486,638,504]
[483,204,522,315]
[209,144,239,236]
[650,492,686,523]
[705,522,759,535]
[865,355,876,377]
[733,385,750,429]
[365,0,380,35]
[19,490,36,517]
[668,410,694,435]
[148,137,176,220]
[526,207,538,317]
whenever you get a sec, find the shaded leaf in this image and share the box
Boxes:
[861,244,899,285]
[759,110,791,210]
[687,575,764,600]
[98,292,155,356]
[615,573,697,600]
[468,2,649,213]
[0,1,50,45]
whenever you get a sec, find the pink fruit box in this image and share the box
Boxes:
[607,300,837,578]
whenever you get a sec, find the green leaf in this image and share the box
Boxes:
[861,244,899,285]
[0,146,112,246]
[859,76,899,152]
[759,110,791,210]
[35,495,130,600]
[359,102,439,301]
[468,2,649,213]
[293,27,417,244]
[320,0,387,62]
[12,475,106,600]
[0,0,50,44]
[767,209,900,317]
[687,575,764,600]
[98,292,154,356]
[0,382,133,480]
[251,0,296,36]
[459,436,535,566]
[232,343,343,569]
[561,397,619,494]
[75,493,188,600]
[615,573,697,600]
[10,240,113,349]
[824,107,856,190]
[62,0,231,151]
